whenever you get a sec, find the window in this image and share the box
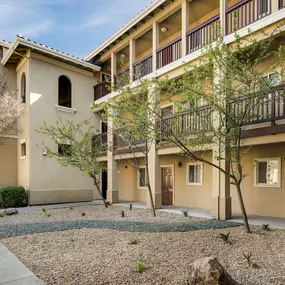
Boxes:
[58,75,72,108]
[20,142,26,158]
[254,158,281,187]
[58,144,72,156]
[186,163,203,185]
[21,73,26,103]
[137,168,147,188]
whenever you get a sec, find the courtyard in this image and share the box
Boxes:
[0,205,285,285]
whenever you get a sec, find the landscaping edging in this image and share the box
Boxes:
[0,219,242,238]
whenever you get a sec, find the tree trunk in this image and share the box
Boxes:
[92,177,109,208]
[236,183,251,233]
[145,142,156,217]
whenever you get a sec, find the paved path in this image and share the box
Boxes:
[0,243,44,285]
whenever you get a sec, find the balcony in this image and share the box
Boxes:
[94,81,111,101]
[158,84,285,141]
[94,0,282,102]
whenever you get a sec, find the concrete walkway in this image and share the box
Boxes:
[230,214,285,229]
[0,243,44,285]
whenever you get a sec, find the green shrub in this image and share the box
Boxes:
[0,186,27,207]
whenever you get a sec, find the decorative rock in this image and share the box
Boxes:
[187,256,240,285]
[4,208,18,216]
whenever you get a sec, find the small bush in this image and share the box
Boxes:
[182,210,188,217]
[81,212,86,217]
[218,232,232,245]
[121,210,125,218]
[46,213,51,217]
[0,212,4,218]
[42,207,46,213]
[70,206,73,210]
[129,204,133,210]
[0,186,27,207]
[136,260,145,273]
[262,224,270,231]
[242,253,259,269]
[129,239,138,245]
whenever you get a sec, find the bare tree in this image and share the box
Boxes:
[0,76,21,141]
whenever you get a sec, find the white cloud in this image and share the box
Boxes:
[0,0,60,40]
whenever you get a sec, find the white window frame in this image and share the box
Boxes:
[186,162,203,186]
[254,157,281,188]
[137,167,147,189]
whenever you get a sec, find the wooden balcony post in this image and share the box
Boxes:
[129,38,136,83]
[111,52,117,87]
[153,22,159,72]
[182,0,190,57]
[220,0,228,36]
[272,0,279,12]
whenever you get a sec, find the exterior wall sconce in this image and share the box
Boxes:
[161,26,168,33]
[178,161,183,168]
[42,148,48,156]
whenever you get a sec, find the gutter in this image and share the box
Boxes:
[2,37,101,72]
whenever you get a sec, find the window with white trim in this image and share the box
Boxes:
[186,163,203,185]
[137,167,147,188]
[254,158,281,187]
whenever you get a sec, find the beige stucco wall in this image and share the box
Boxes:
[231,142,285,218]
[17,57,30,190]
[117,159,148,203]
[26,53,101,204]
[0,138,17,186]
[159,153,213,210]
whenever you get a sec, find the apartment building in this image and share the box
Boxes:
[87,0,285,219]
[1,0,285,219]
[0,36,102,204]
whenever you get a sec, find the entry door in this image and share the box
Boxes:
[101,170,108,199]
[161,167,174,206]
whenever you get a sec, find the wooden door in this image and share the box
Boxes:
[162,167,173,206]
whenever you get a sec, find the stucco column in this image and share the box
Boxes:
[107,108,118,203]
[111,52,117,86]
[220,0,228,36]
[152,22,159,72]
[272,0,279,13]
[181,0,190,57]
[147,83,162,209]
[129,38,136,83]
[211,66,232,220]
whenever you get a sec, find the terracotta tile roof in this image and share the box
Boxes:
[16,34,89,63]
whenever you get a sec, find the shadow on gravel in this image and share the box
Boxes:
[0,220,243,238]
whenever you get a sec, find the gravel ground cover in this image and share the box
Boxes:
[2,227,285,285]
[0,219,241,238]
[0,205,199,226]
[1,205,285,285]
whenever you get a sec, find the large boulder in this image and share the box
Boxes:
[4,208,18,216]
[186,256,239,285]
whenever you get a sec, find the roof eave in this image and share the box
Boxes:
[2,37,101,72]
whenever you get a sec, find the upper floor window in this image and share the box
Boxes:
[21,73,26,103]
[58,75,72,108]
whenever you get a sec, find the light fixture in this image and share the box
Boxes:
[161,26,168,33]
[178,161,183,168]
[120,53,126,58]
[42,148,48,156]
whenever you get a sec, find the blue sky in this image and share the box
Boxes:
[0,0,153,58]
